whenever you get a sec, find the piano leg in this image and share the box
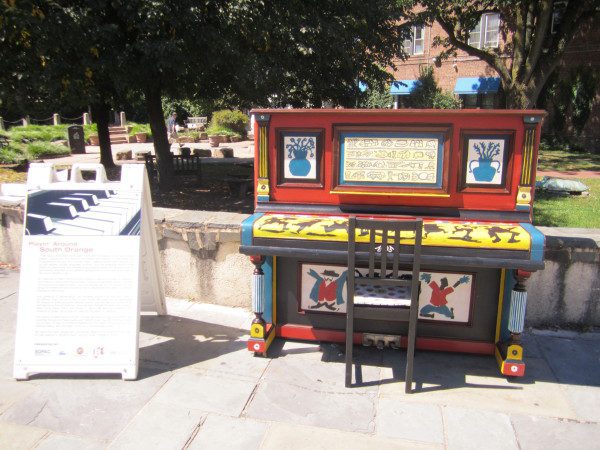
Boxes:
[496,269,530,377]
[247,255,276,357]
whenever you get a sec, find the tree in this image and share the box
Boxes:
[229,0,413,108]
[0,0,117,167]
[410,1,599,108]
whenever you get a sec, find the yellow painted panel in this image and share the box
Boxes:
[253,214,531,251]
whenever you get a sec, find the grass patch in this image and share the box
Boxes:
[7,124,97,142]
[533,178,600,228]
[0,143,27,164]
[26,141,70,159]
[538,148,600,172]
[205,126,241,138]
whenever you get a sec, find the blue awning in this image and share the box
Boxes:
[454,77,501,94]
[358,81,368,92]
[390,80,421,95]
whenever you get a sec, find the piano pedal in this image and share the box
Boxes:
[362,333,402,349]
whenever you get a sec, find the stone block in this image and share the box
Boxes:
[211,147,234,158]
[115,150,132,160]
[162,227,183,241]
[192,149,211,157]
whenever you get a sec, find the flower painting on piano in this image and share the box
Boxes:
[278,129,323,185]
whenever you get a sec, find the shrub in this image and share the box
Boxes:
[0,143,27,164]
[407,66,462,109]
[208,110,248,136]
[128,122,152,137]
[26,141,70,159]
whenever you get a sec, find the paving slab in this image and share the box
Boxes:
[187,414,268,450]
[536,334,600,421]
[263,343,381,394]
[379,349,577,419]
[511,414,600,450]
[443,406,518,450]
[34,433,106,450]
[260,422,443,450]
[150,371,256,417]
[0,421,48,449]
[376,399,444,444]
[138,315,269,380]
[0,370,172,441]
[243,379,376,433]
[109,400,205,450]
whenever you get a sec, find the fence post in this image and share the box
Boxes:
[53,113,61,125]
[22,116,30,127]
[83,112,91,125]
[0,117,4,131]
[120,111,127,126]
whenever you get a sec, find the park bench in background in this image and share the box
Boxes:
[144,154,253,198]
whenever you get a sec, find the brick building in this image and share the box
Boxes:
[388,10,600,150]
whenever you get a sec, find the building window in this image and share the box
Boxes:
[460,93,498,109]
[468,13,500,49]
[404,25,425,55]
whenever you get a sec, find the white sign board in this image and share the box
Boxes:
[13,163,165,380]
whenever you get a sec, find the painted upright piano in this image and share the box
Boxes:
[240,109,545,377]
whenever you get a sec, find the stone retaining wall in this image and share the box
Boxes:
[1,202,598,327]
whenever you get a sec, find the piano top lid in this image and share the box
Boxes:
[250,108,547,119]
[250,212,539,252]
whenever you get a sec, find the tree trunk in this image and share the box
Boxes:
[145,85,175,191]
[90,102,115,168]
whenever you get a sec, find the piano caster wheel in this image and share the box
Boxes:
[376,340,385,350]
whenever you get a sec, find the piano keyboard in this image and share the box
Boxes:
[25,189,141,236]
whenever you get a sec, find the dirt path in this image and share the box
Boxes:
[537,170,600,179]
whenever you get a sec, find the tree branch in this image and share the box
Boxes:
[523,0,553,83]
[436,14,512,83]
[511,2,527,81]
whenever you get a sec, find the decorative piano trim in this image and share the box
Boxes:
[255,114,271,202]
[520,125,536,187]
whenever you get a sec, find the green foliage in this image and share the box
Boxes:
[533,178,600,228]
[205,126,241,138]
[208,110,248,136]
[358,84,393,108]
[404,66,461,109]
[0,143,27,164]
[8,125,69,142]
[26,141,70,159]
[6,124,97,143]
[128,122,152,137]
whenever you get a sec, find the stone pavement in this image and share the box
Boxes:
[1,268,599,450]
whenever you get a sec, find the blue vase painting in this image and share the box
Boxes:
[285,136,316,179]
[467,139,504,185]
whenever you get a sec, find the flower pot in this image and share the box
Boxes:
[199,132,208,140]
[469,159,501,182]
[230,136,241,143]
[218,134,229,143]
[89,135,99,145]
[208,135,220,147]
[135,132,147,143]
